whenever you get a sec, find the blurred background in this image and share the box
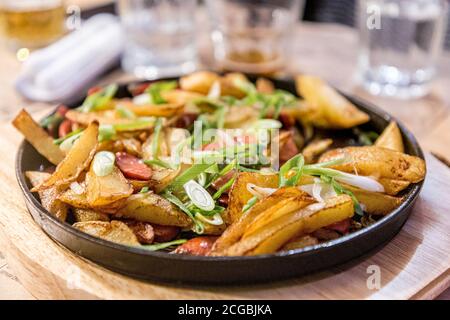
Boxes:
[0,0,449,116]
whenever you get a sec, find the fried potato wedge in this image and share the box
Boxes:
[210,187,312,256]
[85,165,133,207]
[73,220,139,246]
[120,101,184,118]
[26,171,68,221]
[224,106,258,128]
[227,172,279,224]
[375,121,404,152]
[58,189,125,213]
[13,109,65,165]
[281,235,319,251]
[73,208,110,222]
[180,71,220,94]
[344,184,402,215]
[161,89,203,105]
[295,75,369,129]
[302,138,333,164]
[219,73,248,98]
[32,122,99,191]
[247,195,354,255]
[256,77,275,94]
[116,192,192,227]
[319,146,426,195]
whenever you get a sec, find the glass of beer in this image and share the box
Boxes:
[0,0,66,49]
[205,0,304,75]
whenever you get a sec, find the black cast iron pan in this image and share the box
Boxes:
[15,77,425,285]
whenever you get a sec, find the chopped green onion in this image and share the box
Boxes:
[140,239,187,251]
[251,119,282,130]
[146,81,177,104]
[113,118,155,131]
[92,151,115,177]
[165,163,216,192]
[139,186,150,193]
[98,124,116,142]
[116,105,136,119]
[196,213,223,226]
[163,191,204,234]
[79,84,118,112]
[53,128,83,145]
[213,175,236,200]
[59,131,83,152]
[144,159,173,169]
[183,180,215,211]
[279,154,304,187]
[242,196,258,212]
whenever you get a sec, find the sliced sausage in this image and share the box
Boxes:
[174,113,198,129]
[115,152,152,180]
[325,218,351,234]
[124,220,154,244]
[172,236,218,256]
[58,119,73,138]
[152,224,180,242]
[211,170,236,191]
[279,131,300,164]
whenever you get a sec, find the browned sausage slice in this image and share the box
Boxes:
[152,224,180,242]
[115,152,152,180]
[172,236,218,256]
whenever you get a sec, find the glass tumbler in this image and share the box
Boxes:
[358,0,448,99]
[205,0,304,74]
[117,0,198,79]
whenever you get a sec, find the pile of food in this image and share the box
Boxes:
[13,71,426,256]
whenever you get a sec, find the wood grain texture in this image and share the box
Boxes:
[0,111,448,299]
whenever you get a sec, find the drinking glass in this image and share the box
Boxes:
[0,0,66,49]
[205,0,304,74]
[117,0,198,79]
[358,0,448,99]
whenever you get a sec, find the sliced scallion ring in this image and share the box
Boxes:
[251,119,282,130]
[183,180,215,211]
[196,212,223,226]
[92,151,115,177]
[59,132,82,153]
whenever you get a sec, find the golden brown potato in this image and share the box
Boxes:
[302,138,333,163]
[295,75,370,129]
[247,194,354,256]
[65,110,155,131]
[224,106,258,128]
[85,165,133,207]
[161,89,203,105]
[281,235,319,251]
[319,146,426,195]
[219,73,248,98]
[256,77,275,94]
[203,223,227,236]
[26,171,68,221]
[32,122,99,191]
[375,121,404,152]
[73,220,139,246]
[226,172,279,224]
[116,192,192,227]
[58,189,125,213]
[13,109,65,165]
[180,71,219,94]
[344,184,402,215]
[119,101,184,118]
[210,187,313,256]
[73,208,110,222]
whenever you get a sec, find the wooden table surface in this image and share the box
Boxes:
[0,4,449,299]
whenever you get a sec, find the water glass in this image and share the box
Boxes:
[117,0,198,79]
[205,0,304,74]
[358,0,448,99]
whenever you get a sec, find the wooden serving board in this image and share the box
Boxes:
[0,120,449,300]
